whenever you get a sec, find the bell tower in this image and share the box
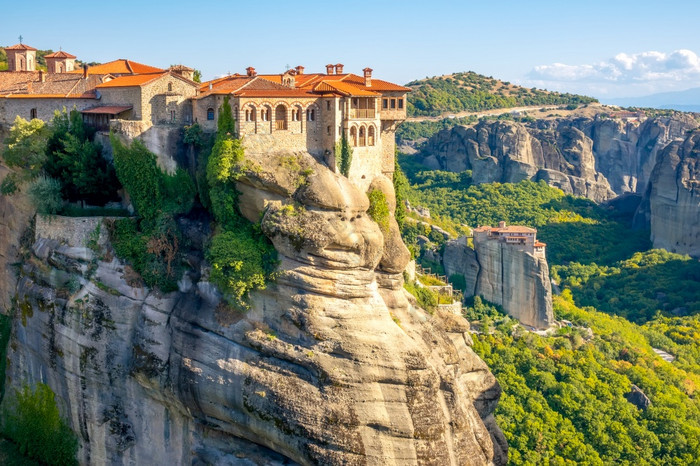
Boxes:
[45,50,76,73]
[5,38,37,72]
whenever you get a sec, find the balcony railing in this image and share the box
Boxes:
[275,120,287,130]
[350,109,375,119]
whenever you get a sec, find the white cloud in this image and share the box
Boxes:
[525,49,700,97]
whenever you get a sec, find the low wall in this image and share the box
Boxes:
[35,215,112,248]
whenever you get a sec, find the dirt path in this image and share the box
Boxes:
[406,103,607,123]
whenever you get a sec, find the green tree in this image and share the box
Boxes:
[335,132,353,177]
[1,116,50,176]
[26,176,63,214]
[392,157,409,228]
[1,383,78,465]
[367,188,390,234]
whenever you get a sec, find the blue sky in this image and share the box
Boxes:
[4,0,700,98]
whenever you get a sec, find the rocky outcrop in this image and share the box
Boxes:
[636,130,700,258]
[443,237,553,329]
[3,150,507,465]
[626,385,651,411]
[419,115,697,202]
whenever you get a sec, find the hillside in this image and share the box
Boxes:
[406,71,598,117]
[395,159,700,464]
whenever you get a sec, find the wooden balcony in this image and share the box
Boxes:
[350,108,376,119]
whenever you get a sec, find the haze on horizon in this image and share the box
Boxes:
[3,0,699,101]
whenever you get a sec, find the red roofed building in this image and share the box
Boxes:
[473,221,546,257]
[5,43,37,72]
[194,64,410,187]
[44,50,76,73]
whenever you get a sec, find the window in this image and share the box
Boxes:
[398,98,404,109]
[359,126,366,146]
[245,107,256,122]
[207,108,214,120]
[368,125,375,146]
[168,83,173,92]
[30,108,37,119]
[292,106,301,121]
[170,110,176,123]
[307,109,315,121]
[350,126,357,146]
[261,107,270,121]
[327,125,331,135]
[390,99,396,109]
[326,101,331,111]
[382,98,388,109]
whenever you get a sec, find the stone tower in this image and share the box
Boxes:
[45,50,76,73]
[5,43,37,72]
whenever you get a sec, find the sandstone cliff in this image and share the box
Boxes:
[2,150,507,465]
[419,115,697,202]
[443,237,553,329]
[636,130,700,258]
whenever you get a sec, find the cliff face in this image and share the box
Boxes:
[420,115,697,202]
[2,150,507,465]
[636,130,700,257]
[443,237,553,329]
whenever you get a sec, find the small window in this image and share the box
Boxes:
[326,101,331,111]
[307,109,315,121]
[207,108,214,120]
[170,110,176,123]
[368,125,375,146]
[390,99,396,109]
[382,98,388,109]
[168,83,173,92]
[30,108,37,119]
[398,98,404,109]
[327,125,331,135]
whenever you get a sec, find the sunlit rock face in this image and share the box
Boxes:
[636,131,700,258]
[3,151,507,465]
[420,115,698,202]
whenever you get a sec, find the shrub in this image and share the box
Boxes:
[335,132,353,177]
[1,383,78,465]
[27,176,63,214]
[206,227,276,309]
[367,188,390,234]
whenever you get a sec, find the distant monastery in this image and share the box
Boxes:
[0,43,409,186]
[473,221,546,258]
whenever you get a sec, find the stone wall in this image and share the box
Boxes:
[0,97,97,125]
[142,74,197,125]
[35,215,111,248]
[100,87,143,119]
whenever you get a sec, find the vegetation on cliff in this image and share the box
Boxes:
[468,293,700,465]
[1,383,78,465]
[406,71,597,117]
[204,97,277,308]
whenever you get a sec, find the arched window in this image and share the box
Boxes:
[275,104,287,130]
[292,105,302,121]
[168,83,173,92]
[350,126,357,146]
[57,63,64,73]
[307,108,315,121]
[359,126,366,146]
[245,106,256,122]
[368,125,375,146]
[207,108,215,120]
[261,106,270,121]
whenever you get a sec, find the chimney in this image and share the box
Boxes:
[83,64,88,79]
[39,70,45,83]
[246,66,257,77]
[363,67,373,87]
[326,64,335,75]
[498,221,506,229]
[335,63,344,74]
[209,82,213,90]
[295,65,304,75]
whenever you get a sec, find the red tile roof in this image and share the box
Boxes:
[534,241,546,247]
[96,73,165,88]
[81,105,132,115]
[45,51,76,59]
[0,72,104,98]
[71,59,164,76]
[5,43,37,51]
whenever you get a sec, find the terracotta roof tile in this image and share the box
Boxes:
[45,51,76,59]
[314,80,379,96]
[95,72,165,88]
[0,71,103,98]
[80,105,132,115]
[498,226,536,234]
[5,43,37,51]
[71,59,164,76]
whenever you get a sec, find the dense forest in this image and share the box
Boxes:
[397,154,700,464]
[406,71,597,117]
